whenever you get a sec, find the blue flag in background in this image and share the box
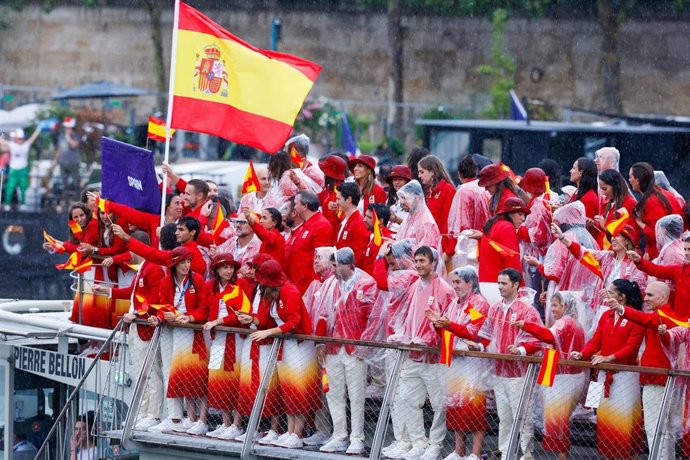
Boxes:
[340,107,361,158]
[101,137,161,214]
[509,89,528,121]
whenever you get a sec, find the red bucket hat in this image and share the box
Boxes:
[386,165,413,185]
[497,197,530,216]
[255,260,287,287]
[521,168,547,195]
[318,155,347,181]
[248,253,275,269]
[614,224,640,248]
[168,246,194,267]
[210,253,240,271]
[349,155,377,176]
[478,164,509,187]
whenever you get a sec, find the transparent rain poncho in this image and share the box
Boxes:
[548,291,587,359]
[278,134,325,198]
[447,180,491,235]
[542,201,600,327]
[442,266,492,350]
[395,180,442,251]
[654,170,685,208]
[654,214,685,263]
[303,246,336,325]
[387,247,456,360]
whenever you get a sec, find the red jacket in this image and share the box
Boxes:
[426,179,457,256]
[126,238,207,277]
[361,184,387,208]
[107,200,161,247]
[596,194,637,248]
[489,188,517,216]
[361,226,393,276]
[111,260,165,340]
[581,309,644,365]
[334,211,370,268]
[318,186,342,235]
[174,177,209,219]
[284,212,334,294]
[638,189,683,259]
[251,222,285,267]
[63,218,99,253]
[158,272,208,323]
[478,219,521,283]
[636,258,690,319]
[570,189,599,219]
[620,304,678,386]
[255,281,312,335]
[204,278,251,326]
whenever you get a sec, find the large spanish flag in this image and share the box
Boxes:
[171,2,321,152]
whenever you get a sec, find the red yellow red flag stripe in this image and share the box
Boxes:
[147,115,175,142]
[241,161,260,194]
[580,251,604,279]
[43,230,65,253]
[484,235,520,257]
[440,329,455,366]
[657,309,690,328]
[537,348,559,387]
[68,220,83,239]
[605,208,630,235]
[372,209,383,246]
[171,2,321,152]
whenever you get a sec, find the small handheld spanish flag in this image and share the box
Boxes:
[96,196,110,214]
[321,367,330,393]
[241,160,261,194]
[222,285,252,314]
[147,115,175,142]
[74,256,93,274]
[440,329,455,366]
[579,251,604,280]
[211,204,229,244]
[605,208,630,235]
[372,208,383,246]
[537,348,559,387]
[657,309,690,328]
[464,305,485,324]
[484,236,520,257]
[55,252,79,270]
[289,144,305,168]
[68,220,83,240]
[43,230,65,253]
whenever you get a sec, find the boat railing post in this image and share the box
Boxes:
[368,349,406,460]
[505,362,538,460]
[648,374,676,459]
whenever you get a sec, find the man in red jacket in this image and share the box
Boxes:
[628,237,690,318]
[334,182,369,268]
[284,191,334,294]
[361,203,393,276]
[162,162,210,219]
[609,281,677,459]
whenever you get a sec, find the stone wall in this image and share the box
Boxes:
[2,5,690,119]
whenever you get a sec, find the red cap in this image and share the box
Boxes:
[318,155,347,181]
[210,253,240,271]
[349,155,377,176]
[497,197,530,216]
[521,168,547,195]
[477,164,509,187]
[255,260,287,287]
[614,224,640,248]
[386,165,413,184]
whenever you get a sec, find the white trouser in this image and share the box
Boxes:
[494,376,534,459]
[642,384,675,460]
[128,325,163,419]
[314,391,332,433]
[159,328,184,419]
[393,358,446,448]
[325,347,368,441]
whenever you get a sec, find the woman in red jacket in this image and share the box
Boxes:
[417,154,458,262]
[237,260,319,449]
[317,155,347,232]
[629,162,683,259]
[149,247,209,435]
[244,207,285,267]
[477,163,519,217]
[349,155,387,212]
[471,197,528,283]
[568,157,599,225]
[202,254,249,440]
[593,169,637,249]
[512,291,586,460]
[571,279,645,459]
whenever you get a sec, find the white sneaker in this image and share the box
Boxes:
[206,424,229,438]
[319,437,349,452]
[384,442,413,459]
[218,424,244,440]
[382,441,410,457]
[134,417,159,430]
[420,446,442,460]
[442,452,463,460]
[172,417,193,433]
[281,433,303,449]
[465,454,481,460]
[346,439,365,455]
[257,429,280,445]
[303,430,331,446]
[233,431,260,442]
[272,431,292,447]
[186,420,208,435]
[148,418,181,433]
[402,445,428,460]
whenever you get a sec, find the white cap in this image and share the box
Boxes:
[63,117,76,128]
[10,128,25,139]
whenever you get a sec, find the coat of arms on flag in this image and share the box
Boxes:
[193,44,229,96]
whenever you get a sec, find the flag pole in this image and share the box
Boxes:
[160,0,181,228]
